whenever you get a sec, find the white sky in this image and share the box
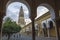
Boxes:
[4,2,49,24]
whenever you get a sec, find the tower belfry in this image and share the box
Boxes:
[18,6,25,27]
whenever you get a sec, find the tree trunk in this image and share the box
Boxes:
[7,34,10,40]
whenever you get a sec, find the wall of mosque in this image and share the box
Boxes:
[20,12,58,37]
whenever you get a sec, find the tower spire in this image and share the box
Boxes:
[19,6,24,17]
[18,6,25,27]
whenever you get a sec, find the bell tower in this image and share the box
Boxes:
[18,6,25,27]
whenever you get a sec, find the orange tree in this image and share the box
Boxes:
[2,17,21,40]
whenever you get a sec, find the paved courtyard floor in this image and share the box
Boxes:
[2,34,57,40]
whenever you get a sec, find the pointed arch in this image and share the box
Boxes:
[49,21,53,29]
[6,0,31,15]
[37,3,55,20]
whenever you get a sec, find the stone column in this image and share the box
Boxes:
[31,19,35,40]
[0,11,5,40]
[0,15,3,40]
[38,29,40,37]
[38,24,40,37]
[54,2,60,40]
[29,0,37,40]
[42,29,44,37]
[54,19,60,40]
[47,28,50,37]
[50,0,60,40]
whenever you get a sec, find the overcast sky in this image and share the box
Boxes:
[4,2,49,24]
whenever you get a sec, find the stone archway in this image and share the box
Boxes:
[37,3,59,38]
[38,3,55,20]
[6,0,31,16]
[49,21,53,29]
[0,0,31,40]
[41,20,48,37]
[43,23,47,37]
[48,20,56,37]
[0,0,60,40]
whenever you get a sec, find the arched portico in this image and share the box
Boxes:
[1,0,60,19]
[0,0,60,40]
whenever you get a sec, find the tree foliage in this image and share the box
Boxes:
[2,17,21,40]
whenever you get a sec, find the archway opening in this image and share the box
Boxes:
[49,21,53,29]
[6,2,30,25]
[48,21,56,37]
[43,23,46,28]
[36,6,49,19]
[37,4,56,37]
[2,2,30,40]
[43,23,47,37]
[37,6,49,37]
[35,24,39,36]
